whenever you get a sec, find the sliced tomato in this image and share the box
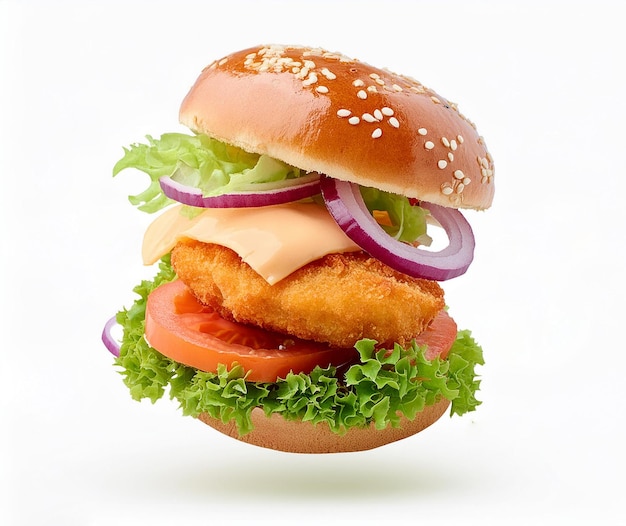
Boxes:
[144,279,359,382]
[414,310,458,361]
[145,280,458,383]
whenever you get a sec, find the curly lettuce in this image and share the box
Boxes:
[114,258,484,436]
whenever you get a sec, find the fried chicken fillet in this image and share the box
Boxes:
[171,240,445,348]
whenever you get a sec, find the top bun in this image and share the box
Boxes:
[180,44,494,210]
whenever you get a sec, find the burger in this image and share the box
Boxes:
[103,44,493,453]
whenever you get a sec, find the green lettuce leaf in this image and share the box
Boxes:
[360,186,432,245]
[113,133,433,245]
[114,258,484,435]
[113,132,434,247]
[112,133,302,213]
[114,255,177,402]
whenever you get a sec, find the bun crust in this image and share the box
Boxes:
[197,398,450,454]
[180,44,494,210]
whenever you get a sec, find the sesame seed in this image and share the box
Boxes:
[455,183,465,193]
[362,113,377,123]
[315,85,329,94]
[357,90,368,99]
[392,84,403,92]
[457,135,464,144]
[441,185,454,195]
[369,73,380,79]
[303,60,316,69]
[448,152,454,162]
[337,109,351,117]
[320,67,336,80]
[218,58,228,66]
[463,177,471,185]
[454,169,465,179]
[424,141,434,150]
[348,116,360,125]
[302,72,318,86]
[373,109,383,120]
[438,160,447,169]
[388,117,400,128]
[381,107,394,116]
[418,128,428,136]
[367,85,378,93]
[375,78,385,86]
[442,137,450,147]
[372,128,383,139]
[450,139,458,151]
[431,96,441,104]
[480,167,494,184]
[353,79,365,87]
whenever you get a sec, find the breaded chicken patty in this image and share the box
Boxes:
[171,240,445,348]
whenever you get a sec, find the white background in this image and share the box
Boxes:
[2,1,625,524]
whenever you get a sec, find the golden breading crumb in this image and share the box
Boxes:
[171,241,445,348]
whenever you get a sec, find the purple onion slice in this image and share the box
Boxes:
[320,175,475,281]
[102,316,121,357]
[159,172,321,208]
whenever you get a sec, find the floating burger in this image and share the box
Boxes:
[102,44,494,453]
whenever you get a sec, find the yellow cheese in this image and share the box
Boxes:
[142,203,361,284]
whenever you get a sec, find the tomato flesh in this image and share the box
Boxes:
[414,310,458,361]
[145,280,457,383]
[145,279,359,382]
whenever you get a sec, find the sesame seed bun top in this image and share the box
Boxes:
[179,44,494,210]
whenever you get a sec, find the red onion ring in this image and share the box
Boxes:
[102,316,121,357]
[320,176,475,281]
[159,172,321,208]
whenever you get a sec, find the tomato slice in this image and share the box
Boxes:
[144,279,359,382]
[145,280,458,383]
[414,310,458,361]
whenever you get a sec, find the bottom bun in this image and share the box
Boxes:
[197,398,450,453]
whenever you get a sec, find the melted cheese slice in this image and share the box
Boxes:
[142,203,361,284]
